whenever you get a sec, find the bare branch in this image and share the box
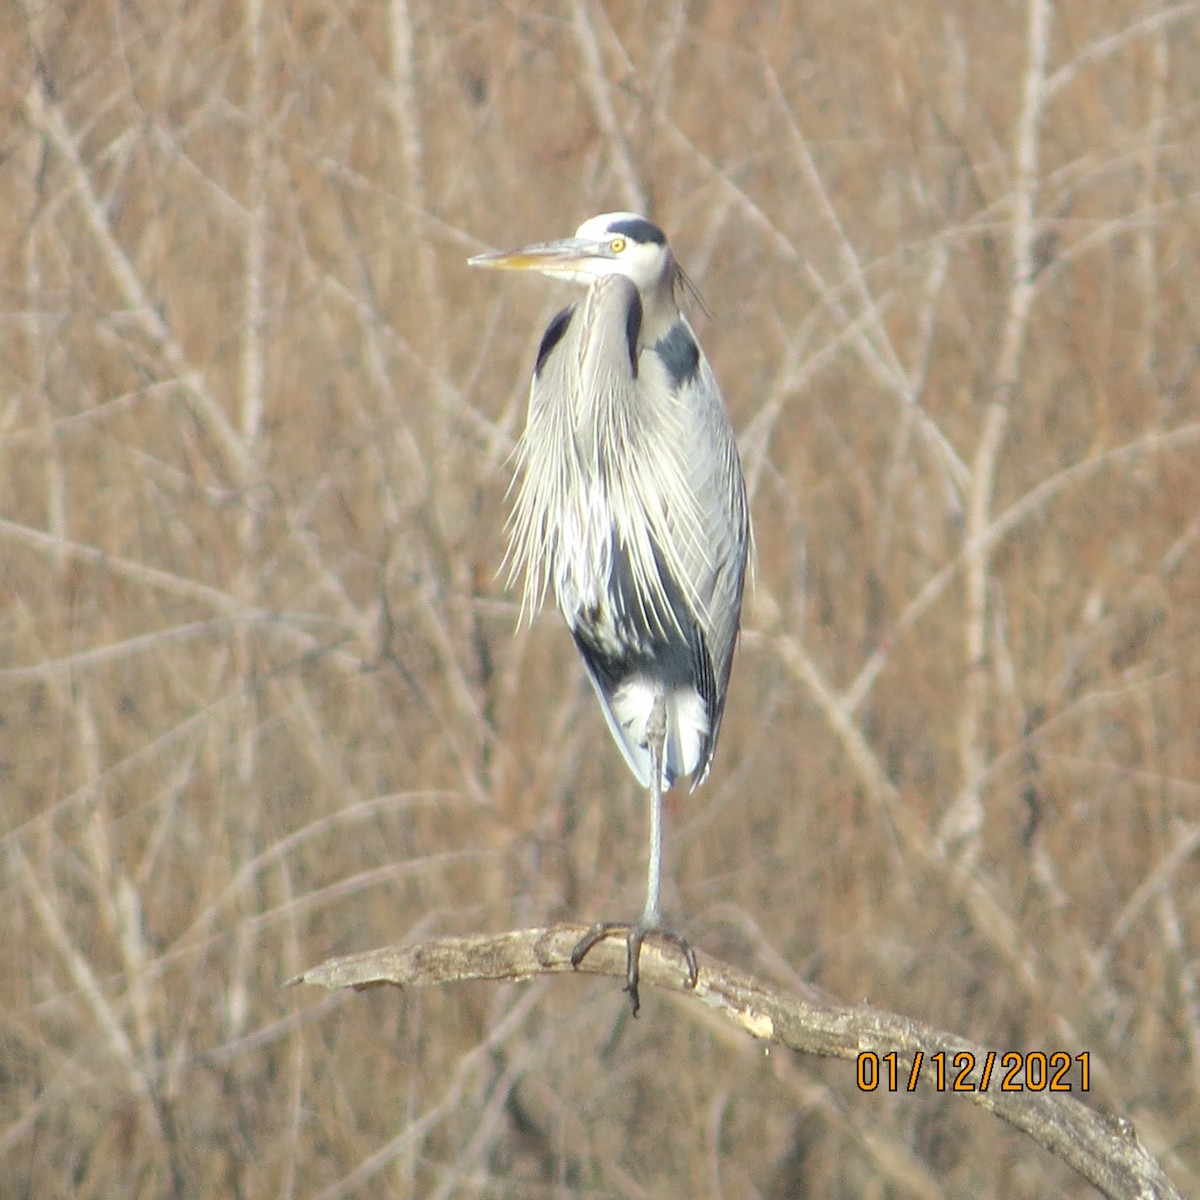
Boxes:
[23,78,256,486]
[292,924,1182,1200]
[569,0,646,212]
[944,0,1052,863]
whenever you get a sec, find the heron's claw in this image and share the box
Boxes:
[571,921,699,1016]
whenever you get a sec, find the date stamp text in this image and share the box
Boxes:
[857,1050,1090,1093]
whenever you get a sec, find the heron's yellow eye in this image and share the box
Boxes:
[609,237,627,254]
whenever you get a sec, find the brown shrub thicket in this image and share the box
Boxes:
[2,2,1198,1196]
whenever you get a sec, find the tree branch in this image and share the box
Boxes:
[290,924,1181,1200]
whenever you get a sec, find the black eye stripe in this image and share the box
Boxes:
[606,217,666,246]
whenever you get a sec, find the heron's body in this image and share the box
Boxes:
[470,212,749,1012]
[511,270,746,790]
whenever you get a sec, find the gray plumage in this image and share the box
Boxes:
[469,211,749,1013]
[509,270,746,789]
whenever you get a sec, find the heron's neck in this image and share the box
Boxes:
[635,278,682,347]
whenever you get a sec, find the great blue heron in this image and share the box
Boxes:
[470,212,749,1013]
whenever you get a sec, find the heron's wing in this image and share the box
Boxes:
[643,320,750,783]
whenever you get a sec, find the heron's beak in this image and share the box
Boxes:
[468,237,601,275]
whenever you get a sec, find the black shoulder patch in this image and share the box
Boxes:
[625,287,643,378]
[534,305,574,377]
[654,322,700,390]
[608,216,667,246]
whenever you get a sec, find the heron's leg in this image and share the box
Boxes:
[570,686,698,1016]
[618,686,667,1014]
[641,684,667,926]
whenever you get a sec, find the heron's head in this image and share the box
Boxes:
[469,212,675,294]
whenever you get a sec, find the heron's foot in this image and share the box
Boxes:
[570,921,699,1016]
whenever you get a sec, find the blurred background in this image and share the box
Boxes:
[3,1,1199,1195]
